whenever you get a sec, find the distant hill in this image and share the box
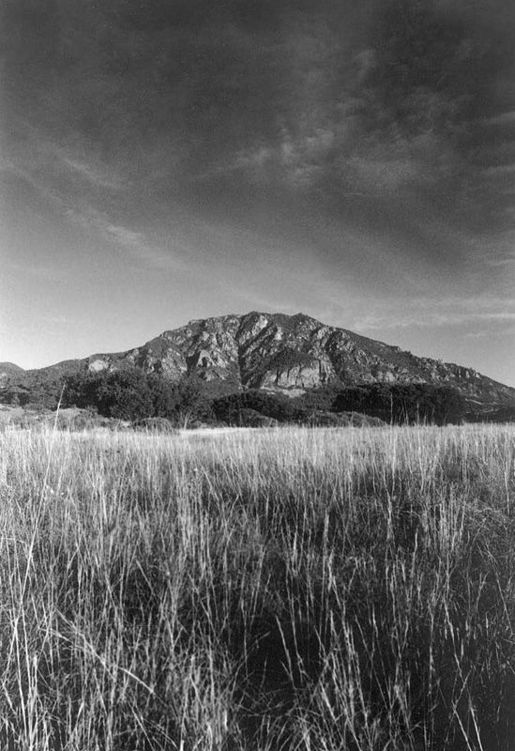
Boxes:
[2,312,514,414]
[0,362,25,387]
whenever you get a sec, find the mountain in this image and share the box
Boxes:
[2,312,514,412]
[0,362,25,388]
[19,311,512,408]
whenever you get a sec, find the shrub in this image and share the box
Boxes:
[333,383,467,425]
[63,369,212,423]
[212,390,303,425]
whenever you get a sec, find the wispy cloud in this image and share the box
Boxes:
[2,116,186,273]
[483,163,515,177]
[486,250,515,267]
[61,157,123,191]
[354,306,515,333]
[484,110,515,126]
[62,206,186,272]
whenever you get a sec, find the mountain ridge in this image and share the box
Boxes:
[9,310,512,408]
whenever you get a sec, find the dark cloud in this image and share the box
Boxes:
[2,0,514,241]
[369,1,494,121]
[0,2,362,170]
[266,0,515,218]
[110,0,288,32]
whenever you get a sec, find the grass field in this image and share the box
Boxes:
[0,423,514,750]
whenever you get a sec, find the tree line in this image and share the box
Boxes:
[0,366,469,425]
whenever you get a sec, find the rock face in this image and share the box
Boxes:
[78,311,514,406]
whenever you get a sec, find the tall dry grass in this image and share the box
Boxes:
[0,424,513,750]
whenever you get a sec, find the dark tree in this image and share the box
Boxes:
[333,383,466,425]
[63,368,212,424]
[212,390,303,425]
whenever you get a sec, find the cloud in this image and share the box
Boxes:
[3,1,508,194]
[346,154,424,192]
[3,0,515,277]
[61,206,186,272]
[1,112,187,272]
[354,299,515,333]
[482,164,515,186]
[487,254,515,267]
[61,157,123,191]
[181,0,511,232]
[485,110,515,126]
[1,113,125,215]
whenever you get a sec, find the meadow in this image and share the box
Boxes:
[0,423,513,750]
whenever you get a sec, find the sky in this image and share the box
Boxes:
[1,0,514,386]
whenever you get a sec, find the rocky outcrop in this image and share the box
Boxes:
[3,312,512,407]
[78,311,514,406]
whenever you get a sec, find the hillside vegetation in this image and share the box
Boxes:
[0,366,480,426]
[2,312,514,416]
[0,424,513,749]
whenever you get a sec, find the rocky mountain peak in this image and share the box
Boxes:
[2,312,514,408]
[73,311,514,406]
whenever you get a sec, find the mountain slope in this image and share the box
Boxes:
[0,362,25,388]
[2,312,514,409]
[74,311,514,406]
